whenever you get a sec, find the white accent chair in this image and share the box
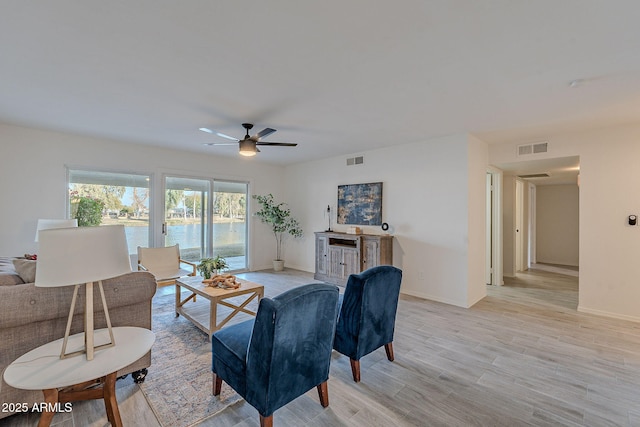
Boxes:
[137,244,196,287]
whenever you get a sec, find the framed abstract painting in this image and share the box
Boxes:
[337,182,383,225]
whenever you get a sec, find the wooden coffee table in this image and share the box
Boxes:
[175,275,264,340]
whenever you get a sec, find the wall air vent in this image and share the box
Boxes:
[346,155,364,166]
[518,173,550,178]
[517,142,548,156]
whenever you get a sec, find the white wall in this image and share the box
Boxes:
[490,123,640,321]
[536,184,579,266]
[0,123,284,270]
[284,133,488,308]
[466,134,489,307]
[1,122,490,309]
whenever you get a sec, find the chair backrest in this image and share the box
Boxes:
[137,244,181,280]
[335,265,403,359]
[245,283,339,416]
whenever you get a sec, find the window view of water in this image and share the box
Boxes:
[124,221,245,261]
[67,170,248,269]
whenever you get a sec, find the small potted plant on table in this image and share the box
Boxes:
[197,255,228,279]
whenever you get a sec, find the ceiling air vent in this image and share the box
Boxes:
[517,142,548,157]
[346,155,364,166]
[518,173,550,179]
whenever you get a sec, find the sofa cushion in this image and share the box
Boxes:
[13,259,37,283]
[0,274,24,286]
[0,257,25,286]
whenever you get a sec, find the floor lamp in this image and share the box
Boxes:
[35,225,132,360]
[34,218,78,242]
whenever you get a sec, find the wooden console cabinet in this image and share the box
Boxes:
[314,231,393,285]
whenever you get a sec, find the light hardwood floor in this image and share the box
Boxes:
[4,267,640,426]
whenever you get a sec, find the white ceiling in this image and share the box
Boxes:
[2,2,640,170]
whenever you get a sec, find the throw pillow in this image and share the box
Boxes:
[13,259,37,283]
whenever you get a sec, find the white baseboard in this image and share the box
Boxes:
[577,305,640,323]
[400,288,469,308]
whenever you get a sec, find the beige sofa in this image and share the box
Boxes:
[0,257,157,420]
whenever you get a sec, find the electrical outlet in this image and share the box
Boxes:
[418,271,425,280]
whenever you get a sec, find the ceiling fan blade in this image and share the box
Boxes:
[199,127,239,141]
[203,142,238,146]
[255,142,298,147]
[253,128,277,139]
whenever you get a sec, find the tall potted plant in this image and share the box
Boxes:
[252,194,303,271]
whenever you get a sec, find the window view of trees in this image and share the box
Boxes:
[164,190,245,221]
[69,183,150,222]
[68,170,151,254]
[163,178,248,268]
[215,192,245,220]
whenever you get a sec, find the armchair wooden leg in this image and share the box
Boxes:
[212,373,222,396]
[349,358,361,382]
[317,381,329,407]
[260,414,273,427]
[384,342,395,361]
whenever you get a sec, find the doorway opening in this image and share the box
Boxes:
[498,156,580,299]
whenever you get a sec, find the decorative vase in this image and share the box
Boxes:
[202,269,217,280]
[273,260,285,272]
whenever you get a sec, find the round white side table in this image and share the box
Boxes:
[4,326,155,427]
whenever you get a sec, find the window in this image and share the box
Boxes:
[68,169,151,255]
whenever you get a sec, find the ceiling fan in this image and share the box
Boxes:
[200,123,297,157]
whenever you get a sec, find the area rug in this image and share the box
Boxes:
[139,292,242,427]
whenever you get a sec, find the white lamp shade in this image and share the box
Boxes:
[34,219,78,242]
[35,225,131,287]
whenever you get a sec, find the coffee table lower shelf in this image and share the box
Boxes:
[175,276,264,340]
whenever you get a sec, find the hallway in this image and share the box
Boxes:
[501,266,578,310]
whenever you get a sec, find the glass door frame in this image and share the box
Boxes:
[160,174,249,272]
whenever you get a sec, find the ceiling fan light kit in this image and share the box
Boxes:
[239,139,257,157]
[200,123,297,157]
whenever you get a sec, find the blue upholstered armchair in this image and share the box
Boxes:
[211,283,339,427]
[333,265,403,382]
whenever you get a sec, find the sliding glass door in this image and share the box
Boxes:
[163,176,248,271]
[164,177,210,262]
[213,181,248,271]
